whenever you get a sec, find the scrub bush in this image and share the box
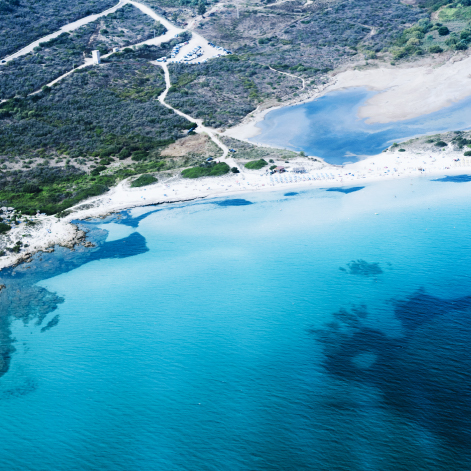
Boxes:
[245,159,268,170]
[130,174,157,187]
[438,26,450,36]
[181,162,230,178]
[0,223,11,234]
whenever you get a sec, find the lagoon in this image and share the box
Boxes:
[250,87,471,164]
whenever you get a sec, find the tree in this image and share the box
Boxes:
[438,26,449,36]
[197,2,206,15]
[429,45,443,53]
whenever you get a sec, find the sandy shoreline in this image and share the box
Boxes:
[1,145,469,272]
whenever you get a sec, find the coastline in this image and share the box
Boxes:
[1,145,470,272]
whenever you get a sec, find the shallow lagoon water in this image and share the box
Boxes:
[250,88,471,164]
[0,178,471,469]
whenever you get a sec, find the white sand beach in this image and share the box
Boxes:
[1,144,469,271]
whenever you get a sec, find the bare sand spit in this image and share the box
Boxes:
[330,53,471,124]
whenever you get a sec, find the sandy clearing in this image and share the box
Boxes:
[160,134,212,157]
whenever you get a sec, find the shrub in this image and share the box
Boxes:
[0,222,11,234]
[132,150,148,161]
[399,149,406,152]
[244,159,268,170]
[131,174,157,187]
[231,167,240,173]
[460,31,471,41]
[118,148,131,160]
[181,162,230,178]
[435,140,447,147]
[197,2,206,15]
[100,146,119,157]
[464,150,471,156]
[438,26,450,36]
[270,165,277,170]
[91,165,107,176]
[22,183,41,193]
[455,41,468,50]
[429,45,443,53]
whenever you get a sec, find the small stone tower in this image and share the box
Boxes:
[92,50,101,64]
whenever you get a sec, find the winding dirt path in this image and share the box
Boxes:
[158,63,235,165]
[269,66,306,89]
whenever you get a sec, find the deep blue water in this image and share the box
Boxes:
[326,186,365,194]
[250,88,471,164]
[0,178,471,470]
[433,175,471,183]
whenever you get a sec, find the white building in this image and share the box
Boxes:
[92,50,101,64]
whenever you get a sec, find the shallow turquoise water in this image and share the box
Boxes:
[250,88,471,164]
[0,178,470,469]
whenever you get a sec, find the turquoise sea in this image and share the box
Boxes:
[0,177,471,470]
[250,88,471,164]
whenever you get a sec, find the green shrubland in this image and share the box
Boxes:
[181,162,230,178]
[131,174,158,187]
[244,159,268,170]
[0,223,11,234]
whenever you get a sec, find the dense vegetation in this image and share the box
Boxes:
[0,165,108,215]
[200,0,426,68]
[96,4,166,52]
[244,159,268,170]
[0,6,168,99]
[0,0,116,58]
[1,24,96,99]
[392,15,471,60]
[0,55,191,159]
[181,161,230,178]
[168,57,300,127]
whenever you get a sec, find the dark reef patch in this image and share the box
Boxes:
[341,259,383,276]
[215,199,253,207]
[40,314,59,333]
[326,187,364,194]
[113,209,162,228]
[0,378,37,400]
[284,192,299,197]
[0,226,149,379]
[312,290,471,449]
[433,175,471,183]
